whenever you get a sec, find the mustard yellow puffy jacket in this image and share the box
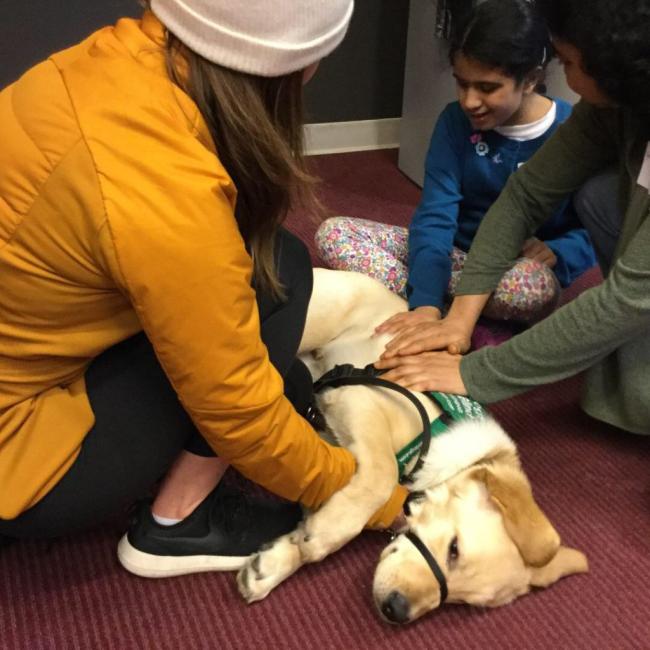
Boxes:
[0,13,404,524]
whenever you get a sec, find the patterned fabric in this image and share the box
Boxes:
[315,216,559,323]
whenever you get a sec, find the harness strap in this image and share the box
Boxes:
[313,362,383,392]
[313,364,432,485]
[313,365,487,484]
[395,391,486,474]
[405,531,448,605]
[395,391,458,475]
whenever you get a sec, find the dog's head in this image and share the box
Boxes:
[373,462,588,624]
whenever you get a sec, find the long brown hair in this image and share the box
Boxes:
[144,4,318,297]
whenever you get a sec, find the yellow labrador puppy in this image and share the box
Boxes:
[237,269,587,623]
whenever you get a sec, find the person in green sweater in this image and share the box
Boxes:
[376,0,650,435]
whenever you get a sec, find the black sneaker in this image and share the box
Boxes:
[117,484,303,578]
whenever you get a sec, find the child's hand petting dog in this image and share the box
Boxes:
[380,313,472,358]
[374,305,441,336]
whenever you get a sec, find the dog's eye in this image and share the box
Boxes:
[448,536,459,563]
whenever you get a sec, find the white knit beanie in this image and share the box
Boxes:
[150,0,355,77]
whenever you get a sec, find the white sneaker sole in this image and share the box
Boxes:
[117,534,249,578]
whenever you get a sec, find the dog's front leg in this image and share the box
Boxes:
[236,527,305,602]
[237,442,396,603]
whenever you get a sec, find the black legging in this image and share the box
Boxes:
[0,228,314,539]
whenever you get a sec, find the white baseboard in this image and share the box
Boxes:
[304,118,401,156]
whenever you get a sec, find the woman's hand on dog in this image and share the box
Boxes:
[375,351,467,394]
[380,313,473,358]
[374,305,441,336]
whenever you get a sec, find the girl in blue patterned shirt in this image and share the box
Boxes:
[316,0,596,335]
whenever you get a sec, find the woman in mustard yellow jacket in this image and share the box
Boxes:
[0,0,404,577]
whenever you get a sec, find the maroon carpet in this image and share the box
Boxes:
[2,150,648,649]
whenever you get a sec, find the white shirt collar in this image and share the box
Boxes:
[494,101,557,142]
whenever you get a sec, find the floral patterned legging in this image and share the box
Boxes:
[315,217,560,323]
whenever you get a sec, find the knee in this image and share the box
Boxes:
[314,217,347,248]
[276,228,312,293]
[514,259,560,322]
[491,259,560,323]
[573,170,619,222]
[573,176,598,217]
[277,227,310,268]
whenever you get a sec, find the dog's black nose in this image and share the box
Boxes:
[381,591,410,624]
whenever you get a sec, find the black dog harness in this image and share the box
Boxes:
[312,363,482,604]
[314,363,445,485]
[313,363,486,485]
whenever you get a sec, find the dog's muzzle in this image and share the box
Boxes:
[379,529,448,624]
[403,531,448,606]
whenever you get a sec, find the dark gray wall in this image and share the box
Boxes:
[304,3,409,122]
[0,0,141,84]
[0,0,408,123]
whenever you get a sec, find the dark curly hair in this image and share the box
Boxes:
[538,0,650,113]
[449,0,553,86]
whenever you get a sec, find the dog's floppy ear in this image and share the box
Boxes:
[529,546,589,588]
[472,465,560,567]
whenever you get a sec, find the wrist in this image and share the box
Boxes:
[447,294,489,330]
[414,305,442,319]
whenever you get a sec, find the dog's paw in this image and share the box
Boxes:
[236,533,301,603]
[298,514,365,564]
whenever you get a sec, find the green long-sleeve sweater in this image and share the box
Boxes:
[457,101,650,435]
